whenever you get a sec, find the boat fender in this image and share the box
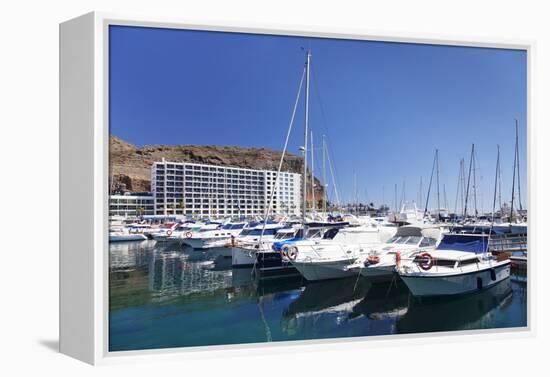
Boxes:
[490,268,496,281]
[230,235,235,247]
[185,231,193,238]
[417,252,434,271]
[477,276,483,290]
[395,251,401,267]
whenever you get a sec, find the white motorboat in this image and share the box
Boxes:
[288,221,397,281]
[151,222,201,242]
[181,222,248,249]
[229,223,285,265]
[347,225,444,281]
[397,232,511,297]
[109,228,148,242]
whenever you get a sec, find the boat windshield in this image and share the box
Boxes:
[387,236,410,244]
[437,234,490,254]
[386,235,401,243]
[230,224,246,230]
[275,231,295,240]
[307,229,323,238]
[221,224,232,230]
[404,236,422,245]
[247,228,279,236]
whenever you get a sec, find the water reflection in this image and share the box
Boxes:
[109,240,527,351]
[397,278,514,333]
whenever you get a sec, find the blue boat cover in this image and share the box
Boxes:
[272,237,304,252]
[437,234,490,254]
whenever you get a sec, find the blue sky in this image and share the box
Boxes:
[109,25,527,213]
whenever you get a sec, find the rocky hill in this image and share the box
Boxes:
[110,135,324,199]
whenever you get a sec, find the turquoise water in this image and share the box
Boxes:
[109,240,528,352]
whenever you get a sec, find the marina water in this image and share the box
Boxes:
[109,240,527,351]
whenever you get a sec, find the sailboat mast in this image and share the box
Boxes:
[310,130,315,212]
[424,149,437,217]
[492,145,500,222]
[510,123,517,222]
[322,134,327,214]
[302,50,311,222]
[464,144,474,218]
[436,149,440,220]
[515,119,523,212]
[472,146,478,218]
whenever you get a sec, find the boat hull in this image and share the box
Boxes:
[292,259,358,281]
[231,247,256,267]
[400,261,511,297]
[255,252,299,278]
[360,264,396,281]
[109,234,148,242]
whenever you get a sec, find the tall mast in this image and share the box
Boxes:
[515,119,523,212]
[322,134,327,214]
[498,152,502,216]
[492,145,500,222]
[302,49,311,222]
[464,144,474,218]
[461,158,466,216]
[424,149,437,217]
[510,124,517,222]
[310,129,315,212]
[472,146,478,218]
[436,149,440,220]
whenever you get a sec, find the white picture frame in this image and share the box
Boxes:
[59,11,535,365]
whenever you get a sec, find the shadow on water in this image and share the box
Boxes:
[349,280,410,321]
[396,278,515,334]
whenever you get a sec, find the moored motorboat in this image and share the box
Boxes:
[397,232,511,297]
[346,224,444,281]
[109,228,148,242]
[288,221,397,281]
[182,222,249,249]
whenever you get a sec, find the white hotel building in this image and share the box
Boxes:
[151,160,301,218]
[109,194,155,217]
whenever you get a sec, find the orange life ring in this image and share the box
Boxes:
[417,252,434,271]
[185,231,193,238]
